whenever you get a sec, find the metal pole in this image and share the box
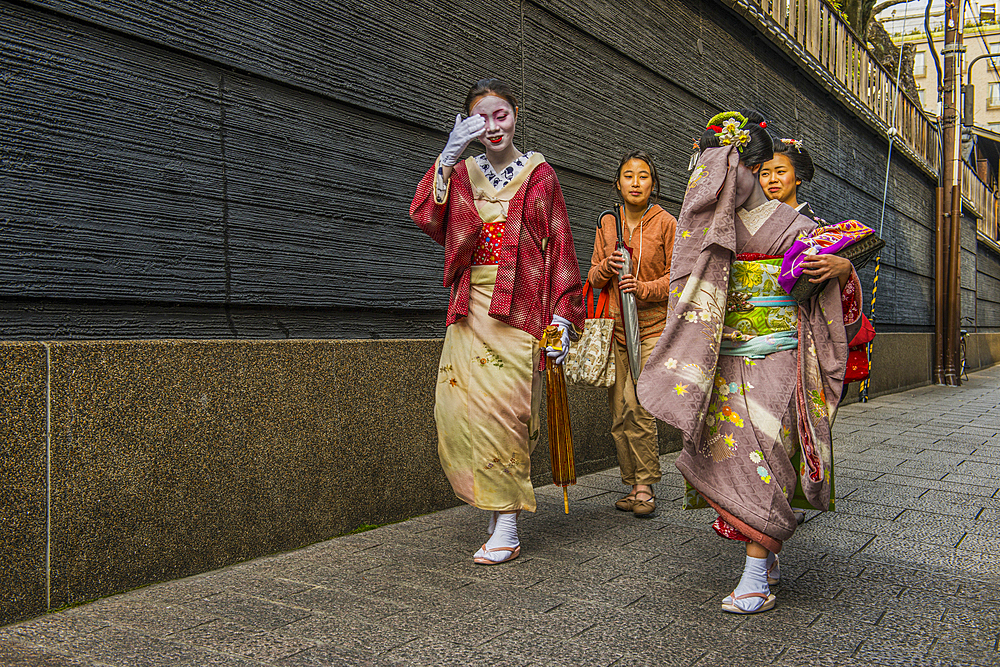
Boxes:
[948,0,966,386]
[966,53,1000,87]
[938,0,963,385]
[935,186,946,385]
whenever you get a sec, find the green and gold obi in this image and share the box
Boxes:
[721,258,798,358]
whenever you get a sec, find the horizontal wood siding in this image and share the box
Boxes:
[977,243,1000,329]
[0,0,942,339]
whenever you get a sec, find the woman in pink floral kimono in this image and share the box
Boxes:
[637,110,861,613]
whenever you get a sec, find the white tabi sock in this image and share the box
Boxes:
[724,555,771,612]
[487,511,498,536]
[474,512,519,562]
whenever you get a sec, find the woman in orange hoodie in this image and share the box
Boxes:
[588,150,677,516]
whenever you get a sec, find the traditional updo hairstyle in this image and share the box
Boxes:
[464,78,519,115]
[612,149,661,205]
[771,138,815,184]
[698,108,773,169]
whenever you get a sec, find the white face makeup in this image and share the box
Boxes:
[469,95,517,157]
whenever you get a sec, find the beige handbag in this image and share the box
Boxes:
[565,280,616,387]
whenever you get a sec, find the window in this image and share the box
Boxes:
[990,41,1000,54]
[989,83,1000,108]
[917,88,926,106]
[914,51,926,77]
[983,4,996,22]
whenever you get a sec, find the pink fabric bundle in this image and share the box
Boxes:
[778,220,874,295]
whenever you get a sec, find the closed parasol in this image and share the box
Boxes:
[602,207,641,383]
[541,325,576,513]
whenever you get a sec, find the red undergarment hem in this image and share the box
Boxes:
[712,515,751,542]
[704,497,783,554]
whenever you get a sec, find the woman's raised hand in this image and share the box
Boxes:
[441,114,486,166]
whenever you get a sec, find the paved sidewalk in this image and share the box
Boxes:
[3,367,1000,667]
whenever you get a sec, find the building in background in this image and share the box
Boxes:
[884,3,1000,120]
[885,3,1000,189]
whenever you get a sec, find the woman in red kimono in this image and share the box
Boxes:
[410,79,585,565]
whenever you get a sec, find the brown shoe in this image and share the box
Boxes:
[632,490,656,516]
[615,494,637,511]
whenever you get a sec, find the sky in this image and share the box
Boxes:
[877,0,989,35]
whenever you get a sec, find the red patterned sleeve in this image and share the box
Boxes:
[409,160,447,247]
[539,169,585,333]
[842,270,862,326]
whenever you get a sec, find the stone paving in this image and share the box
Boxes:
[3,366,1000,667]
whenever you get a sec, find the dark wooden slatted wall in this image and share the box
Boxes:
[977,243,1000,328]
[961,216,979,327]
[0,0,945,339]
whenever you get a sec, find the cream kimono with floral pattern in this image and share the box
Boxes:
[435,265,542,512]
[433,157,549,513]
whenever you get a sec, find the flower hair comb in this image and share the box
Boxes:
[706,111,752,152]
[780,137,804,153]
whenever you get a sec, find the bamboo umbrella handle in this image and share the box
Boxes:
[543,326,576,513]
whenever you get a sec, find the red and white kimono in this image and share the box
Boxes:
[411,153,584,512]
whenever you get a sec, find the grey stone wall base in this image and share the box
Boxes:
[966,331,1000,371]
[839,332,1000,405]
[0,338,678,626]
[2,333,989,626]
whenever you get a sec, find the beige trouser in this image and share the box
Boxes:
[609,336,661,486]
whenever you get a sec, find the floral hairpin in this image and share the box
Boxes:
[780,137,804,153]
[706,111,751,152]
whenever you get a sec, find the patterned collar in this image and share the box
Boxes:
[475,152,535,191]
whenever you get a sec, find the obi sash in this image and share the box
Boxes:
[721,258,798,358]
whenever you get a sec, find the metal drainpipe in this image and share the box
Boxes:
[947,0,966,386]
[935,185,946,384]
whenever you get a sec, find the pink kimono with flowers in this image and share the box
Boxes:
[637,146,861,553]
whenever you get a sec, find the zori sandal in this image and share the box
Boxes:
[721,590,776,614]
[473,544,521,565]
[615,494,637,511]
[767,555,780,586]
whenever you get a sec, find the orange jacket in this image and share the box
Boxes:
[587,204,677,342]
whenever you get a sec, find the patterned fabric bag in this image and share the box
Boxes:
[564,280,616,387]
[779,220,885,303]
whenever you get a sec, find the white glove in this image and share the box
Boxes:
[545,315,574,365]
[440,114,486,166]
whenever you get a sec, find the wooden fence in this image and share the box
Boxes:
[964,160,1000,242]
